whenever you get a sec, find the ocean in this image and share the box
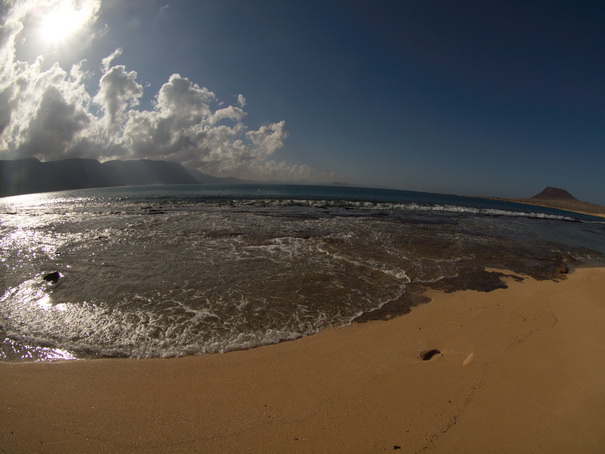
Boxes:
[1,184,604,361]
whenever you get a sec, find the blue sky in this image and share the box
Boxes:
[1,0,604,203]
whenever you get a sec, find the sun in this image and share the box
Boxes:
[37,2,92,45]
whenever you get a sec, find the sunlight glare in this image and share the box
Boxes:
[38,2,91,44]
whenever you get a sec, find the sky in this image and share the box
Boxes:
[1,0,604,203]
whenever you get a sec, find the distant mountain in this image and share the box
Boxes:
[530,187,579,201]
[0,157,354,198]
[185,167,252,185]
[516,187,605,217]
[0,157,247,197]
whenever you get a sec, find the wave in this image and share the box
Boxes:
[194,198,579,221]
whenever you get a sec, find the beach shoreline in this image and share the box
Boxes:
[470,195,605,219]
[1,267,605,453]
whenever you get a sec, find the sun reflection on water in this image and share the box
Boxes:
[0,337,77,362]
[0,277,78,361]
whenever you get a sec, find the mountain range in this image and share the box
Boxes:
[0,158,247,197]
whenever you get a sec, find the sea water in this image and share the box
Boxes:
[1,184,604,361]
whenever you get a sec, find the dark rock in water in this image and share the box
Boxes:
[354,282,431,323]
[43,272,62,283]
[428,268,514,293]
[420,349,441,361]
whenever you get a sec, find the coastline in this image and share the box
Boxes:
[502,198,605,219]
[1,267,605,453]
[472,195,605,219]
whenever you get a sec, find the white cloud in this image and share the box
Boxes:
[158,4,170,15]
[101,47,122,72]
[210,105,246,124]
[0,0,328,182]
[155,74,215,120]
[94,65,143,129]
[0,53,97,159]
[118,74,291,179]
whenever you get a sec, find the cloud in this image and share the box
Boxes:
[101,47,122,72]
[17,84,91,159]
[94,64,143,129]
[119,74,290,178]
[0,0,326,182]
[0,52,96,159]
[158,4,170,16]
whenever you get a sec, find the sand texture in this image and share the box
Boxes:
[1,268,604,453]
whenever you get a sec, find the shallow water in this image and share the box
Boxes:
[1,184,603,361]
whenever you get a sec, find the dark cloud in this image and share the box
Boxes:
[17,85,90,159]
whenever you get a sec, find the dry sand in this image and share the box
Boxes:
[1,268,604,454]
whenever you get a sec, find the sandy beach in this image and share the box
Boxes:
[1,267,604,453]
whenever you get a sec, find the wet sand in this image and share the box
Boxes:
[1,268,604,453]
